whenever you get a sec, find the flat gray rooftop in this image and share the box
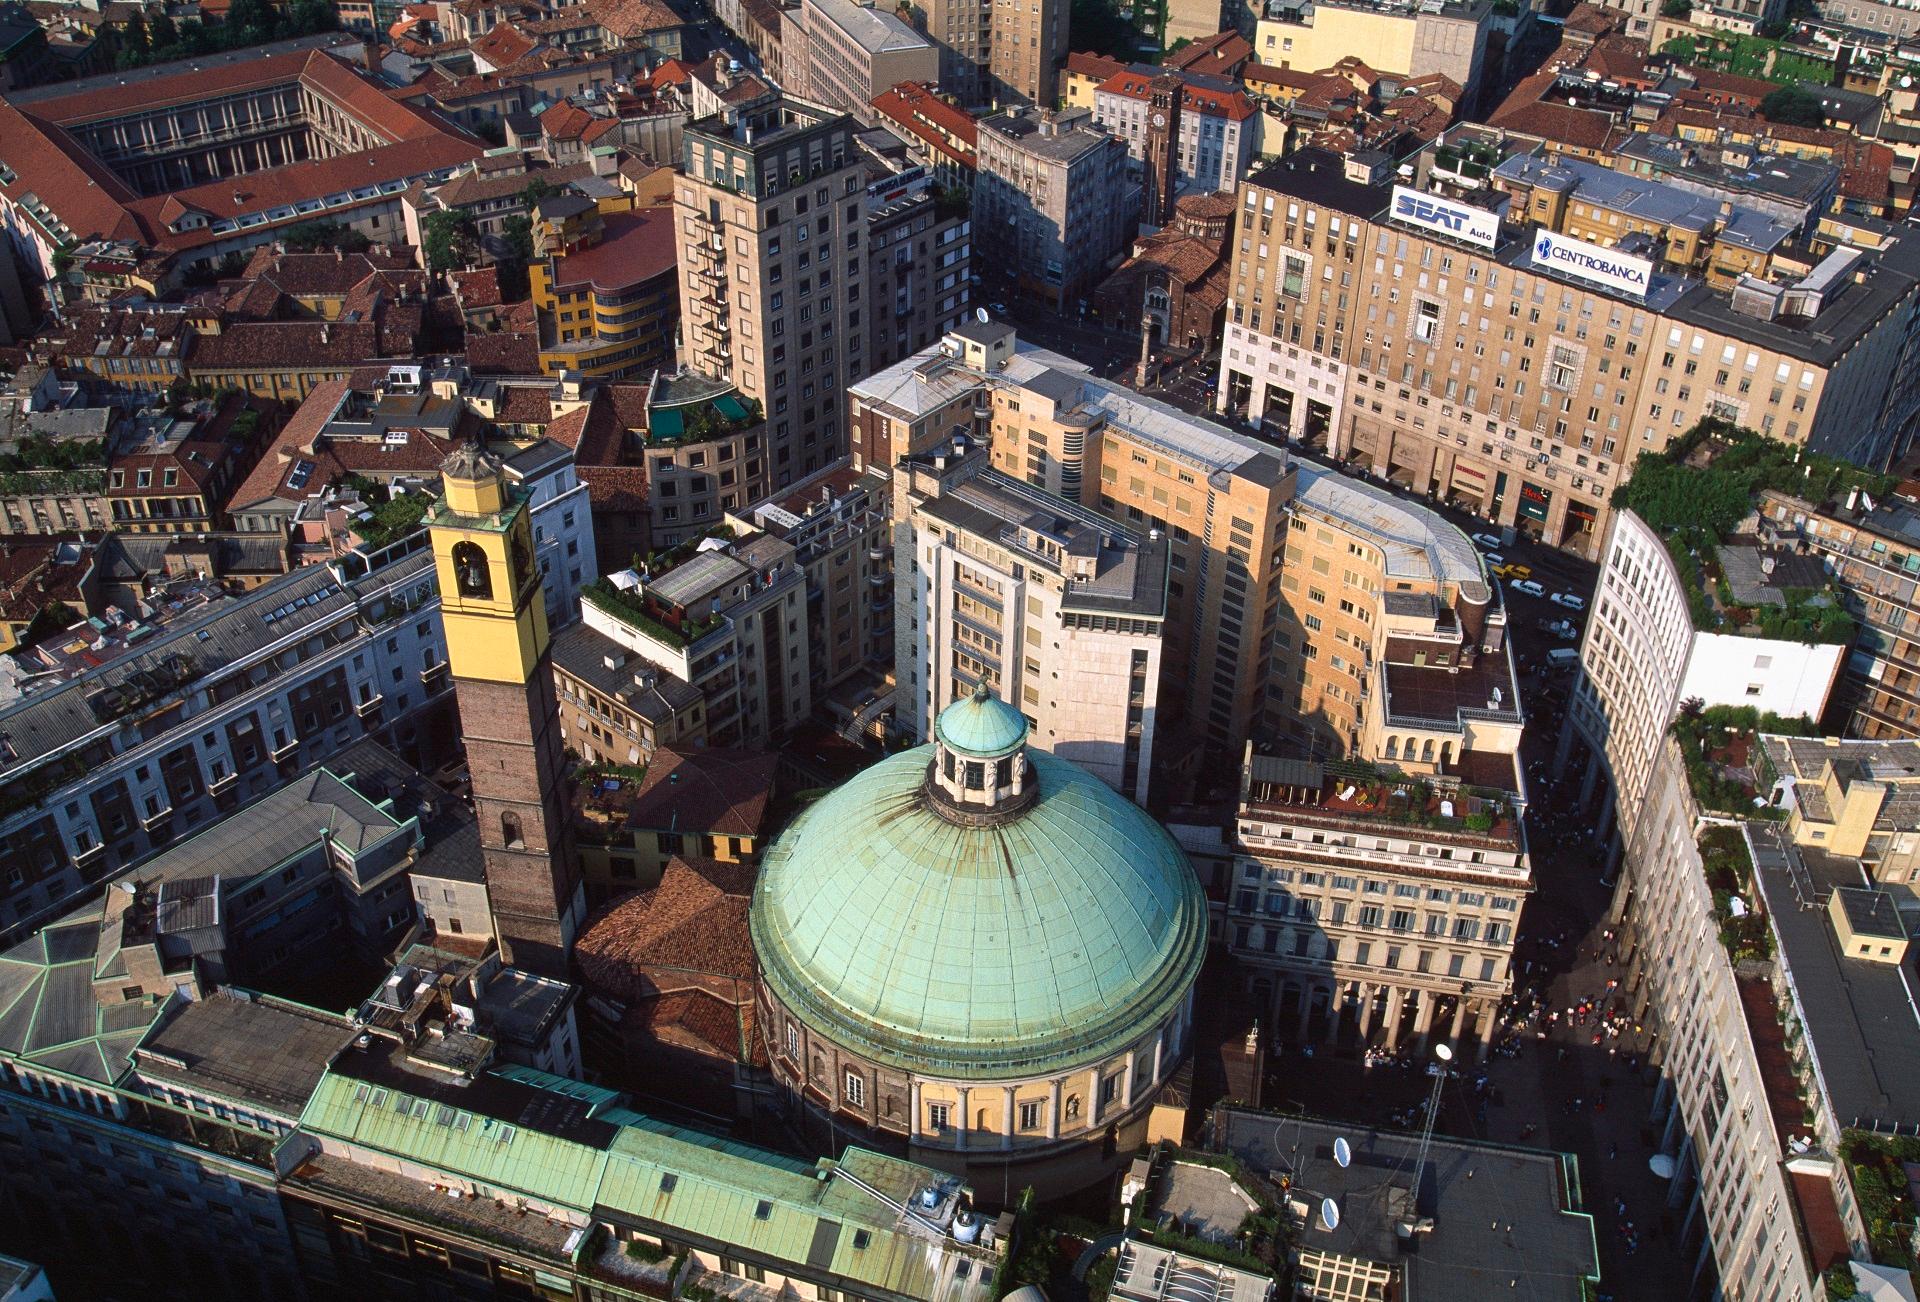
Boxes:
[1215,1108,1599,1302]
[1749,823,1920,1133]
[134,991,355,1116]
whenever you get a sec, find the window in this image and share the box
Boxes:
[843,1072,864,1107]
[1547,344,1579,391]
[927,1102,950,1131]
[1019,1099,1042,1130]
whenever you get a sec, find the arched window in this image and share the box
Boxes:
[452,540,492,599]
[976,1107,989,1131]
[500,811,524,849]
[1421,738,1435,762]
[1384,736,1399,759]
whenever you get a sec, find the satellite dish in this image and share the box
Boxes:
[1334,1137,1352,1169]
[1434,1042,1454,1063]
[1319,1198,1341,1231]
[1648,1153,1677,1179]
[975,306,990,323]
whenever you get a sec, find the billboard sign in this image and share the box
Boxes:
[1389,185,1498,251]
[1531,229,1653,300]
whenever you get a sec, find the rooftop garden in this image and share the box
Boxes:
[1840,1131,1920,1295]
[1657,31,1835,85]
[1671,701,1807,816]
[1316,759,1516,837]
[352,492,431,549]
[0,435,107,495]
[582,578,724,649]
[1432,139,1501,180]
[1699,824,1771,962]
[647,396,763,446]
[1614,420,1886,642]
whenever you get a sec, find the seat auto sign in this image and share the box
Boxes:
[1532,230,1652,300]
[1390,185,1497,251]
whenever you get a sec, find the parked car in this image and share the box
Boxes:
[1511,578,1546,598]
[1547,619,1579,641]
[1550,592,1587,611]
[1500,563,1533,580]
[1471,532,1502,549]
[1485,554,1506,572]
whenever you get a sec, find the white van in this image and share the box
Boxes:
[1547,647,1580,668]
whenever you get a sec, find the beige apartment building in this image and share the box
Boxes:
[1254,0,1498,108]
[1219,146,1920,558]
[894,443,1168,802]
[794,0,939,125]
[854,319,1288,766]
[916,0,1066,106]
[675,94,870,492]
[856,317,1500,773]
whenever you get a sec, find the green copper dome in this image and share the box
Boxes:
[935,684,1032,758]
[750,745,1208,1080]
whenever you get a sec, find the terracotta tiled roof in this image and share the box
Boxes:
[1,49,482,258]
[1679,65,1775,104]
[449,266,503,309]
[1096,67,1258,122]
[1489,97,1613,150]
[1164,31,1251,74]
[227,376,352,510]
[622,746,775,838]
[1242,62,1321,93]
[583,0,684,38]
[1176,191,1234,221]
[574,855,758,990]
[649,57,692,89]
[470,19,539,68]
[548,209,675,294]
[188,319,380,371]
[464,329,538,374]
[870,82,977,165]
[1065,50,1127,81]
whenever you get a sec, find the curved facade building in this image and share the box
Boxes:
[750,686,1207,1199]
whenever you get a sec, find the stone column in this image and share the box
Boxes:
[1412,990,1435,1055]
[1047,1079,1061,1140]
[956,1086,971,1151]
[1448,997,1469,1042]
[1325,983,1344,1044]
[1382,987,1406,1049]
[1356,983,1376,1039]
[1295,984,1313,1043]
[1120,1050,1136,1109]
[910,1080,923,1138]
[1001,1088,1015,1151]
[1474,1002,1498,1062]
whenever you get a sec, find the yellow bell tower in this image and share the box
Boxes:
[427,444,583,977]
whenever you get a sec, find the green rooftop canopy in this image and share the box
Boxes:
[934,683,1030,758]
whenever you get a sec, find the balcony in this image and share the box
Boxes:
[139,804,174,832]
[70,842,106,873]
[354,692,385,718]
[868,572,888,586]
[269,736,300,763]
[420,660,448,681]
[868,546,886,562]
[973,402,992,419]
[209,771,238,795]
